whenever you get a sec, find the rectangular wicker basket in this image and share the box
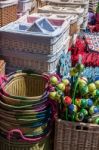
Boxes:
[46,0,89,14]
[54,119,99,150]
[1,48,64,74]
[0,16,70,55]
[0,59,6,75]
[0,0,18,27]
[38,5,84,27]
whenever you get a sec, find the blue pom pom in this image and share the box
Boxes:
[87,99,93,107]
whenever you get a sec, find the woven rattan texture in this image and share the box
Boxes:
[54,119,99,150]
[0,135,51,150]
[0,5,17,27]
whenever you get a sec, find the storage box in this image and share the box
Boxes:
[0,0,18,27]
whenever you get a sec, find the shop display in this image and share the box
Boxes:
[0,0,99,150]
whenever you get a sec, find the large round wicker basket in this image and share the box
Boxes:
[0,134,51,150]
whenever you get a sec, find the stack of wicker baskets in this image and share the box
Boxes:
[0,70,53,150]
[0,0,18,27]
[45,0,89,30]
[0,14,70,73]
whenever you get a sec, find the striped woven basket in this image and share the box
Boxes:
[0,70,54,143]
[0,70,48,106]
[0,134,51,150]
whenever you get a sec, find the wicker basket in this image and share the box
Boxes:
[70,21,78,35]
[47,0,89,5]
[33,13,78,35]
[0,47,63,73]
[0,16,70,55]
[0,71,48,106]
[0,134,51,150]
[46,0,89,15]
[0,0,18,27]
[0,59,5,74]
[36,0,47,7]
[0,71,53,141]
[54,119,99,150]
[38,5,84,27]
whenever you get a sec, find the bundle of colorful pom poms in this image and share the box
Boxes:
[48,61,99,125]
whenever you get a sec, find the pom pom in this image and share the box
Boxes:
[63,96,72,106]
[80,109,88,116]
[81,99,88,108]
[50,76,59,85]
[89,106,99,115]
[75,98,81,107]
[68,104,77,113]
[87,99,93,107]
[76,112,84,122]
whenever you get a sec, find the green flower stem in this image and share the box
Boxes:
[72,72,81,104]
[65,108,68,121]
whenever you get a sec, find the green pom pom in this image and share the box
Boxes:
[81,99,88,108]
[95,118,99,124]
[80,109,88,116]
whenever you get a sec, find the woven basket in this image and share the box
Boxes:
[36,0,47,7]
[0,59,5,75]
[0,0,17,27]
[0,71,54,141]
[70,21,78,35]
[0,134,51,150]
[54,119,99,150]
[0,71,48,106]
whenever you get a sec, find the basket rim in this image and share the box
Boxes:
[1,72,49,100]
[55,118,99,129]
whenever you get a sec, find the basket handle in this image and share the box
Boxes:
[7,128,50,142]
[48,99,58,121]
